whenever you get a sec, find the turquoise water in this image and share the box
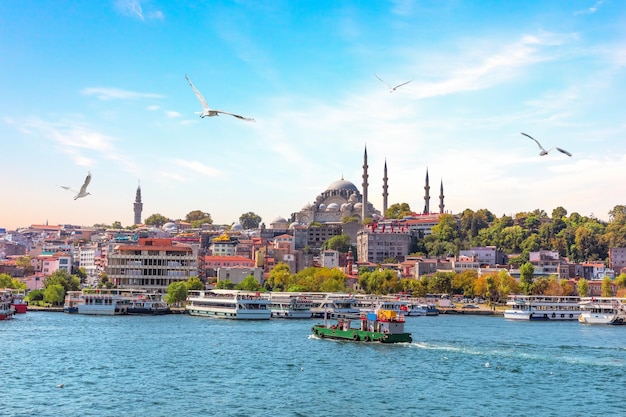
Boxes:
[2,313,625,417]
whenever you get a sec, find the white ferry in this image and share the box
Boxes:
[74,290,131,315]
[186,289,271,320]
[63,290,83,313]
[578,297,626,325]
[504,295,581,321]
[268,293,312,319]
[309,293,360,318]
[127,292,170,315]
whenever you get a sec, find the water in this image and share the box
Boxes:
[2,313,625,417]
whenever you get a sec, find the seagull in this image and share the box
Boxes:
[521,132,572,157]
[56,383,65,388]
[374,73,412,92]
[185,75,255,122]
[59,171,92,200]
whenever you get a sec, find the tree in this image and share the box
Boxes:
[165,281,188,305]
[186,276,204,291]
[235,276,263,291]
[385,203,412,219]
[215,279,235,290]
[185,210,213,228]
[601,276,613,297]
[145,213,169,227]
[111,221,123,229]
[577,278,589,297]
[44,270,80,292]
[519,262,535,295]
[266,263,291,291]
[44,283,65,305]
[239,212,262,229]
[322,234,352,253]
[0,273,27,290]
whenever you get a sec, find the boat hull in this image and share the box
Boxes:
[311,324,412,343]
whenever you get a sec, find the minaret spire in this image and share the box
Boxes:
[362,146,369,221]
[382,158,389,216]
[423,168,430,214]
[133,180,143,225]
[439,179,445,214]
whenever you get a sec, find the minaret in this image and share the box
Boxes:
[362,146,369,220]
[382,159,389,216]
[423,168,430,214]
[133,181,143,225]
[439,179,445,214]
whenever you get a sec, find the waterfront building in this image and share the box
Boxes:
[609,247,626,274]
[106,238,198,293]
[459,246,505,267]
[356,228,410,263]
[216,266,264,286]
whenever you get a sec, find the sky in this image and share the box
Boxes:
[1,0,625,230]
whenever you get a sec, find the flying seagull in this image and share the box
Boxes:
[185,75,255,122]
[521,132,572,157]
[59,171,92,200]
[374,73,412,92]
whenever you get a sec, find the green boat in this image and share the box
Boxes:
[311,309,412,343]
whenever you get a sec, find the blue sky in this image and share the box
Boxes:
[1,0,625,229]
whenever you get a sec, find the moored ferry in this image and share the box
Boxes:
[268,293,312,319]
[504,295,581,321]
[10,290,28,314]
[186,289,271,320]
[1,290,15,320]
[311,309,412,343]
[74,290,131,315]
[127,292,170,315]
[63,291,83,313]
[578,297,626,325]
[309,293,359,318]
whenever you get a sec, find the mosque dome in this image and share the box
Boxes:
[302,202,313,210]
[326,179,359,193]
[327,203,340,211]
[289,221,301,229]
[353,202,363,210]
[319,203,327,211]
[271,216,287,224]
[231,222,243,231]
[162,222,176,231]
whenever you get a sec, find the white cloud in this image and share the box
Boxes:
[165,110,181,118]
[574,1,604,15]
[172,159,223,177]
[82,87,163,101]
[114,0,164,21]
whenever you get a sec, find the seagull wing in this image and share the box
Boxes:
[393,79,412,89]
[79,172,91,194]
[521,132,547,153]
[374,73,392,89]
[59,185,76,192]
[215,110,255,122]
[185,75,210,111]
[556,147,572,157]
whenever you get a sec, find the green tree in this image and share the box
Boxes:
[601,276,613,297]
[577,278,589,297]
[26,289,44,302]
[145,213,169,227]
[235,276,263,292]
[0,273,27,290]
[186,276,204,291]
[385,203,412,219]
[185,210,213,228]
[266,263,291,291]
[215,279,235,290]
[165,281,188,305]
[44,283,65,305]
[519,262,535,295]
[239,212,262,229]
[44,270,80,292]
[15,256,34,275]
[111,221,123,229]
[321,234,352,253]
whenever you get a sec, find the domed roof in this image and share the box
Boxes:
[353,202,363,210]
[302,202,313,210]
[326,179,359,192]
[162,222,176,230]
[231,222,243,231]
[327,203,340,211]
[271,216,287,224]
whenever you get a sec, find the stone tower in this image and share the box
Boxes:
[439,179,445,214]
[133,182,143,225]
[382,159,389,216]
[362,146,369,220]
[423,168,430,214]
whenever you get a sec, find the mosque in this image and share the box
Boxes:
[288,147,445,226]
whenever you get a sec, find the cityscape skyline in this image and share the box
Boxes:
[2,1,625,229]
